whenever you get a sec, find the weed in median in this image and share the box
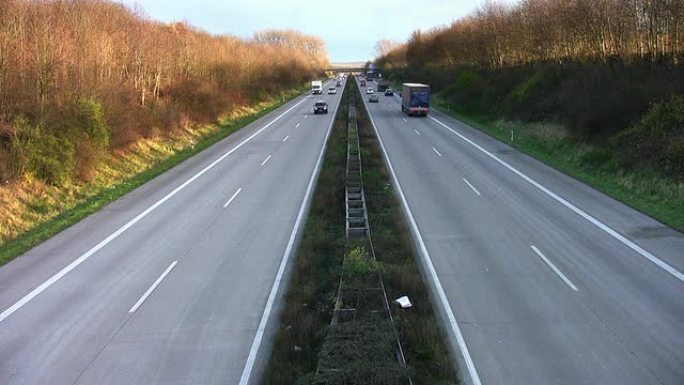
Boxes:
[344,246,384,277]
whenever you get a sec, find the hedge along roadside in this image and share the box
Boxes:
[0,86,307,266]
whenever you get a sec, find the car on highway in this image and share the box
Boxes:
[336,81,342,87]
[327,87,337,94]
[384,88,394,96]
[366,88,374,94]
[369,94,379,103]
[313,100,328,114]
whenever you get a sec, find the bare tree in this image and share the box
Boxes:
[373,39,399,58]
[378,0,684,69]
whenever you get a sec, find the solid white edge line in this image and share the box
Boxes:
[238,80,343,385]
[359,81,483,385]
[463,178,482,196]
[282,135,289,142]
[428,115,684,283]
[128,261,178,313]
[432,147,443,157]
[413,129,421,136]
[260,155,272,167]
[223,188,243,208]
[0,93,312,324]
[531,246,579,292]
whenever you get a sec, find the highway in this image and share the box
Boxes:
[358,79,684,385]
[0,79,344,385]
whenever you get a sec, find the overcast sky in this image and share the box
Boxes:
[114,0,497,62]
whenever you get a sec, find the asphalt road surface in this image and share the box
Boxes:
[0,79,344,385]
[358,79,683,385]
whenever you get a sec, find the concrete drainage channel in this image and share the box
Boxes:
[260,78,458,385]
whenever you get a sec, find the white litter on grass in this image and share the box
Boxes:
[395,296,412,309]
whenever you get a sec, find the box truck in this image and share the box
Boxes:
[377,79,390,92]
[401,83,430,117]
[311,80,323,95]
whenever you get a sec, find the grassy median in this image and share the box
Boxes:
[262,79,459,384]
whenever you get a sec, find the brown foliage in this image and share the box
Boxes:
[0,0,328,183]
[377,0,684,69]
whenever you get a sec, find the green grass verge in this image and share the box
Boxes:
[432,95,684,233]
[0,87,306,266]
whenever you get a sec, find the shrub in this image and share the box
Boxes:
[74,138,98,182]
[12,117,74,185]
[616,95,684,179]
[168,79,228,124]
[0,147,15,181]
[80,99,108,147]
[343,246,383,278]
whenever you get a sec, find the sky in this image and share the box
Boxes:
[114,0,493,63]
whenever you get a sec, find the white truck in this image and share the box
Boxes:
[311,80,323,95]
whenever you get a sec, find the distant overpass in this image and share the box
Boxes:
[328,62,367,72]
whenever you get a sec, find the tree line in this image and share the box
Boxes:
[374,0,684,180]
[377,0,684,69]
[0,0,327,184]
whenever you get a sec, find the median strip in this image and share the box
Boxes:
[261,77,459,384]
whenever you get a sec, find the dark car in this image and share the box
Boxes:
[336,81,342,87]
[369,94,379,103]
[313,100,328,114]
[384,88,394,96]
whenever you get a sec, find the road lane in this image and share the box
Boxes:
[0,78,344,384]
[358,79,684,385]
